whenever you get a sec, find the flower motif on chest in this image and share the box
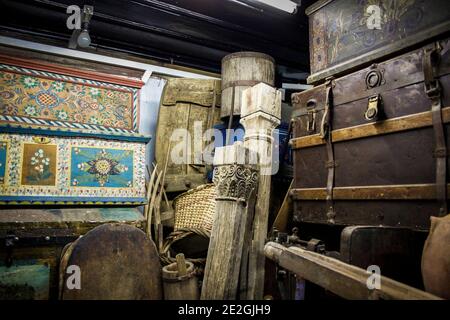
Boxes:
[79,149,128,187]
[29,90,61,109]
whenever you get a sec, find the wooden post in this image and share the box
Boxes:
[240,83,281,300]
[201,142,258,300]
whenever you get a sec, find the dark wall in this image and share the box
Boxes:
[0,0,313,80]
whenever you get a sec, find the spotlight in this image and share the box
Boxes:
[77,28,91,48]
[68,5,94,49]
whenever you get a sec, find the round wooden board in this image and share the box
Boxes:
[60,223,162,300]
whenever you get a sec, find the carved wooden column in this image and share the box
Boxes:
[240,83,281,300]
[201,142,258,300]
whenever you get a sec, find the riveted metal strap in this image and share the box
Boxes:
[423,43,447,216]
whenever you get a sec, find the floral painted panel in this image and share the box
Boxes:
[0,133,146,205]
[21,143,57,186]
[0,141,6,184]
[0,63,139,133]
[308,0,450,76]
[70,147,134,188]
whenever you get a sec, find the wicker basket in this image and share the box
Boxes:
[173,184,216,232]
[161,184,216,267]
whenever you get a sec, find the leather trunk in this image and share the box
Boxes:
[291,37,450,231]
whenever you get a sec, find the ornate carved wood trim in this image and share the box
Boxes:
[213,164,258,203]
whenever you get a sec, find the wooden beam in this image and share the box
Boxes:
[291,107,450,150]
[291,184,450,200]
[264,242,442,300]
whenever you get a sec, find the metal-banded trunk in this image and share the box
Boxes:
[290,37,450,231]
[221,52,275,119]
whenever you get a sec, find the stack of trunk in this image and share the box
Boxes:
[292,0,450,229]
[289,0,450,297]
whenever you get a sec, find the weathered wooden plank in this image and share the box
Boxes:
[291,107,450,149]
[264,241,441,300]
[156,78,221,193]
[238,189,256,299]
[291,184,450,200]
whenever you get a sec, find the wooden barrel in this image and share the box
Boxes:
[162,260,199,300]
[221,52,275,119]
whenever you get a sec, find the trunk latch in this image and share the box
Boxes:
[365,94,381,121]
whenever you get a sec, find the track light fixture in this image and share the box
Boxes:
[68,5,94,49]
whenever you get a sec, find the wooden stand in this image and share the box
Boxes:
[201,143,258,300]
[240,83,281,300]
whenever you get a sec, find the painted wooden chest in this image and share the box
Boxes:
[0,55,142,137]
[0,52,150,299]
[0,207,145,300]
[0,54,150,205]
[306,0,450,84]
[0,133,147,205]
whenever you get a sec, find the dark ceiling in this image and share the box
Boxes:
[0,0,314,81]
